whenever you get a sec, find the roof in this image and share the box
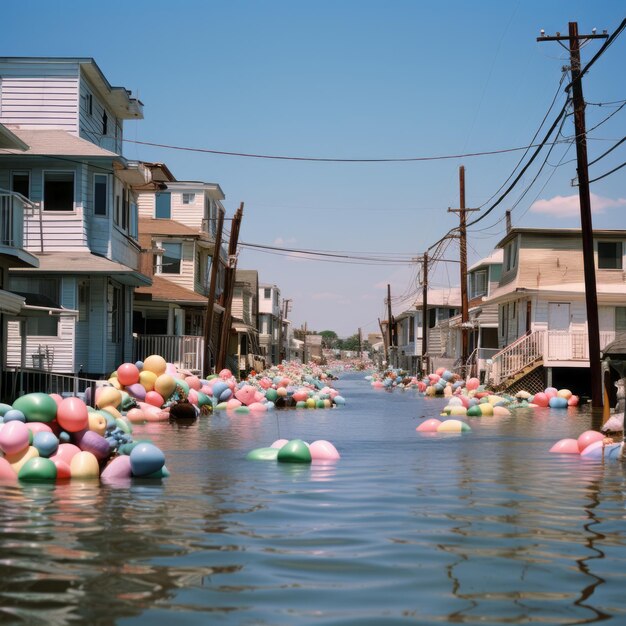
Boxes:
[13,291,77,315]
[235,269,259,287]
[0,127,120,159]
[414,287,462,309]
[10,252,150,286]
[141,162,177,183]
[0,57,143,120]
[165,181,225,199]
[468,249,503,272]
[139,217,202,237]
[496,227,626,248]
[0,123,28,150]
[486,281,626,305]
[135,275,207,304]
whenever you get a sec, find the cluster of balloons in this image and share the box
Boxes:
[247,438,341,463]
[550,430,622,461]
[522,387,579,409]
[441,393,512,417]
[0,392,167,483]
[416,418,472,434]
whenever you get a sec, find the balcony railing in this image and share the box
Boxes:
[490,331,545,386]
[134,335,205,373]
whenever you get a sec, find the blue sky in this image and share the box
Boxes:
[4,1,625,337]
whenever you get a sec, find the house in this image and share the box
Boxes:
[134,179,228,372]
[443,249,503,381]
[485,227,626,394]
[0,57,151,378]
[258,283,281,365]
[394,288,461,374]
[231,269,263,375]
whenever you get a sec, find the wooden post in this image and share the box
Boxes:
[421,252,429,375]
[216,203,244,372]
[202,207,224,377]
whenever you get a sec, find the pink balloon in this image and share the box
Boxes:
[466,377,480,391]
[0,457,17,482]
[219,368,232,380]
[545,387,558,399]
[185,376,202,391]
[309,440,340,461]
[577,430,604,452]
[101,455,132,481]
[0,420,30,455]
[248,402,267,413]
[49,393,64,407]
[187,389,199,405]
[57,397,89,432]
[145,391,165,408]
[568,395,580,407]
[51,442,81,465]
[417,418,442,432]
[127,408,146,423]
[549,438,580,454]
[235,386,256,406]
[533,392,549,408]
[580,440,605,458]
[259,378,272,389]
[292,390,308,402]
[270,439,289,449]
[226,398,242,410]
[52,459,72,480]
[26,422,53,435]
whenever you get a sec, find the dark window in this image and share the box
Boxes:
[264,288,271,299]
[161,243,182,274]
[78,280,90,322]
[155,192,171,219]
[429,308,437,328]
[102,110,108,135]
[94,174,107,215]
[617,307,626,331]
[44,171,74,211]
[598,241,623,269]
[11,171,30,198]
[87,93,93,115]
[27,316,58,336]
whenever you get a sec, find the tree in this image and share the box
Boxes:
[320,330,339,349]
[341,334,360,351]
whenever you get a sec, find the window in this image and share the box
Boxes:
[102,110,108,135]
[182,193,195,204]
[44,171,74,211]
[11,171,30,199]
[504,239,518,272]
[94,174,108,215]
[155,192,171,219]
[617,307,626,331]
[9,276,59,336]
[409,319,415,342]
[598,241,623,270]
[78,280,90,322]
[27,316,58,336]
[87,93,93,115]
[471,269,487,298]
[160,242,182,274]
[264,288,271,299]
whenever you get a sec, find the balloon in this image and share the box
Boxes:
[87,412,107,436]
[145,391,165,408]
[532,392,549,408]
[557,389,572,400]
[416,418,442,432]
[57,397,89,432]
[70,451,100,478]
[3,409,26,422]
[246,447,279,461]
[76,430,110,461]
[139,370,157,391]
[219,368,232,380]
[32,431,59,458]
[126,408,146,424]
[50,443,81,465]
[437,419,471,433]
[126,383,147,402]
[185,376,202,391]
[309,440,340,461]
[0,457,17,482]
[270,438,289,449]
[96,387,122,409]
[154,375,176,400]
[117,363,140,387]
[549,396,568,409]
[18,457,57,482]
[6,446,39,473]
[12,393,57,423]
[142,354,167,376]
[130,443,165,477]
[577,430,604,452]
[52,459,72,480]
[277,439,312,463]
[549,438,580,453]
[101,455,132,481]
[0,420,30,455]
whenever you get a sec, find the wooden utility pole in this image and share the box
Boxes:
[303,322,308,364]
[538,23,608,409]
[378,317,388,364]
[358,327,362,360]
[448,166,479,377]
[216,202,244,372]
[202,207,224,377]
[421,252,429,376]
[386,284,394,368]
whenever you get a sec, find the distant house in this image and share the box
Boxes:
[231,269,263,375]
[394,288,461,374]
[485,228,626,392]
[258,284,281,365]
[0,57,151,377]
[134,179,228,372]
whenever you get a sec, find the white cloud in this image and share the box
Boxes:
[530,193,626,217]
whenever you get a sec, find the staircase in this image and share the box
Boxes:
[489,331,545,392]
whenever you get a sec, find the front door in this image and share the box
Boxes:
[548,302,570,360]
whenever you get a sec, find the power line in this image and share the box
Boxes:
[589,158,626,183]
[588,134,626,166]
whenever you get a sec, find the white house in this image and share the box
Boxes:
[0,57,151,377]
[258,283,281,365]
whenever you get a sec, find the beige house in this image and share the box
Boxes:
[485,228,626,392]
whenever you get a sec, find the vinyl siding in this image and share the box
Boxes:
[156,240,194,292]
[137,191,156,218]
[78,75,122,154]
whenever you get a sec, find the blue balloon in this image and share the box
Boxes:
[32,431,59,458]
[549,396,568,409]
[3,409,26,422]
[59,431,71,443]
[130,443,165,477]
[135,361,144,371]
[211,381,229,399]
[0,403,14,416]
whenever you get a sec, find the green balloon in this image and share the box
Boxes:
[19,457,57,482]
[296,401,306,408]
[145,465,170,478]
[196,392,211,406]
[118,441,140,455]
[121,392,135,411]
[215,402,228,411]
[13,393,57,423]
[265,388,278,402]
[277,439,312,464]
[316,400,325,409]
[466,405,482,417]
[0,403,12,416]
[234,406,250,415]
[246,447,279,461]
[116,418,132,434]
[175,379,190,395]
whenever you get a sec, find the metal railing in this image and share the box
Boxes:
[1,367,100,405]
[134,334,205,372]
[0,189,42,253]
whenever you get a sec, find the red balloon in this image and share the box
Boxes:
[117,363,140,387]
[56,397,89,432]
[533,392,549,408]
[145,391,165,408]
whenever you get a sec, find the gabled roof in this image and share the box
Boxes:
[0,123,28,150]
[135,275,207,304]
[0,127,120,158]
[496,227,626,248]
[468,249,503,272]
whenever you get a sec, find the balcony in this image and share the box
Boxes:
[0,190,40,267]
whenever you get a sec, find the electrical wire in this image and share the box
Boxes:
[589,159,626,183]
[588,135,626,165]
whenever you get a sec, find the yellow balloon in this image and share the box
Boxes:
[479,403,494,416]
[450,405,468,416]
[154,374,176,399]
[139,370,157,392]
[96,387,122,409]
[70,451,100,479]
[143,355,167,376]
[107,378,122,390]
[7,446,39,473]
[88,412,107,436]
[100,405,122,420]
[306,398,316,408]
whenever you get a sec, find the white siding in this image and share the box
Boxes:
[78,75,122,154]
[137,191,156,218]
[0,60,80,133]
[170,189,204,230]
[111,226,141,270]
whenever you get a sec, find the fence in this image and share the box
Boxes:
[134,335,205,372]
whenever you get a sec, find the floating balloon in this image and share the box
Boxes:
[277,439,312,463]
[577,430,604,452]
[0,420,30,455]
[549,438,580,454]
[57,397,89,432]
[143,354,167,376]
[309,440,340,461]
[13,393,57,423]
[130,443,165,477]
[117,363,140,387]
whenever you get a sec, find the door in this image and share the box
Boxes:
[548,302,570,360]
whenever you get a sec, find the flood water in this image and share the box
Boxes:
[1,372,626,625]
